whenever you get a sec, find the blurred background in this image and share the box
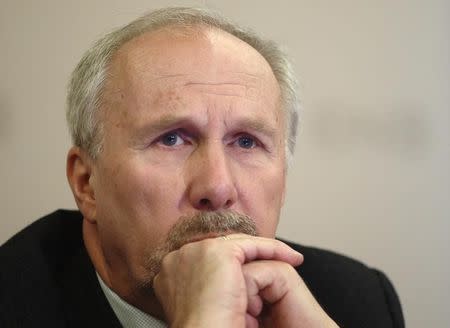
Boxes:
[1,0,448,327]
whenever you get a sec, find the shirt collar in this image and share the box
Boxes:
[96,273,167,328]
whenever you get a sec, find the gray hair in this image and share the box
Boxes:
[66,7,300,162]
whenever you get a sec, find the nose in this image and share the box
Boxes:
[187,143,238,211]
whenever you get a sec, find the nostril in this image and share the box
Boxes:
[200,199,210,207]
[225,199,232,207]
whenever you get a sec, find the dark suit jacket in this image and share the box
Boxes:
[0,210,404,327]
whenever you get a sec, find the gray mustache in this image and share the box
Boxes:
[165,210,258,251]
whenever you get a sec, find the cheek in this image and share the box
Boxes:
[94,160,183,241]
[239,167,285,238]
[93,160,189,271]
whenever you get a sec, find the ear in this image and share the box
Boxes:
[66,146,97,223]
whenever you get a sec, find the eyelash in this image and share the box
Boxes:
[156,130,189,147]
[154,130,262,150]
[233,134,259,149]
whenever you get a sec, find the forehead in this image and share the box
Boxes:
[101,26,282,133]
[107,26,279,96]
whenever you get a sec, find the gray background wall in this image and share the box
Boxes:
[1,1,449,327]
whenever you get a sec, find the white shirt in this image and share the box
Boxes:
[97,273,167,328]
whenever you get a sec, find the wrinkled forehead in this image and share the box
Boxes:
[104,26,281,103]
[94,26,285,155]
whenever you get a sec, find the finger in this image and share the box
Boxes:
[243,260,299,304]
[246,282,263,317]
[243,258,264,317]
[245,313,260,328]
[215,234,303,266]
[243,261,339,327]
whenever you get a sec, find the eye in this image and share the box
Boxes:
[236,135,257,149]
[159,131,184,147]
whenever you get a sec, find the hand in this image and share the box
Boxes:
[244,260,339,328]
[152,234,336,327]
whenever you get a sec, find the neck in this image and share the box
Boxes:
[82,219,166,321]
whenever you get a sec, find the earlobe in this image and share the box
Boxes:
[66,146,97,223]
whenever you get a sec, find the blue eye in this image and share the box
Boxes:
[237,135,256,149]
[160,132,183,146]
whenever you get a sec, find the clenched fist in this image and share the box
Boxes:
[153,234,339,328]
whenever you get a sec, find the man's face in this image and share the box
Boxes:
[88,27,286,292]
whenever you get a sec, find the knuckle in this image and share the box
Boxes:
[152,273,163,295]
[153,272,161,286]
[202,238,223,256]
[281,262,301,281]
[279,261,292,270]
[201,237,217,248]
[178,237,219,257]
[274,238,290,249]
[160,251,175,269]
[177,243,191,255]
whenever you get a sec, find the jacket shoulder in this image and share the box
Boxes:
[2,209,83,248]
[0,210,84,326]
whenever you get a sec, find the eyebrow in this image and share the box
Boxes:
[133,114,190,139]
[230,117,278,139]
[132,113,279,142]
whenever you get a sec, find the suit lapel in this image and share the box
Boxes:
[60,244,122,327]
